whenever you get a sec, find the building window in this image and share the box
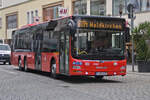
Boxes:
[0,17,2,28]
[129,0,150,12]
[90,0,106,16]
[27,12,30,24]
[113,0,150,16]
[31,11,34,23]
[27,10,39,24]
[131,0,141,12]
[6,14,17,29]
[113,0,127,16]
[141,0,150,11]
[35,10,38,16]
[73,0,87,15]
[0,0,2,7]
[43,5,61,21]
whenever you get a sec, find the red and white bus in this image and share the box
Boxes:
[11,15,129,79]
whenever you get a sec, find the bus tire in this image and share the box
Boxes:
[95,76,104,80]
[9,62,11,65]
[3,62,6,65]
[18,59,23,71]
[24,59,28,72]
[51,60,58,78]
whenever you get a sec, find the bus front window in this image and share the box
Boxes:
[71,29,125,60]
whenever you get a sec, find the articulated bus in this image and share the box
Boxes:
[11,15,129,79]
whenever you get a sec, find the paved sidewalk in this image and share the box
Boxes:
[127,64,138,72]
[127,64,150,75]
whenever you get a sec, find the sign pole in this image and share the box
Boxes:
[127,3,136,72]
[131,17,135,72]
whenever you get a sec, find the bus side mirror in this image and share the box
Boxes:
[125,27,130,42]
[67,20,76,34]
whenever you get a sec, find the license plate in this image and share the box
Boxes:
[95,72,107,75]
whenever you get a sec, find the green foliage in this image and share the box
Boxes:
[133,22,150,61]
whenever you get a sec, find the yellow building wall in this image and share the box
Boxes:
[0,0,72,41]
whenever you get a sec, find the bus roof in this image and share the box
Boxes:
[16,15,125,31]
[72,15,125,20]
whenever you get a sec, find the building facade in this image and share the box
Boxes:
[112,0,150,26]
[0,0,2,8]
[0,0,150,44]
[2,0,28,8]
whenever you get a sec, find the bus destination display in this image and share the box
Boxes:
[77,19,124,31]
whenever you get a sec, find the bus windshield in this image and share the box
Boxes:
[71,29,125,60]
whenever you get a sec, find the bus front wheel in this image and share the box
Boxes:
[24,60,28,72]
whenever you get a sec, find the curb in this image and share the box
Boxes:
[127,71,150,76]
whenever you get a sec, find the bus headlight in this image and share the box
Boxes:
[113,62,118,66]
[120,66,126,70]
[72,66,81,69]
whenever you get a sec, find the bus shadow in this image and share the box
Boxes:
[58,76,124,84]
[15,68,51,76]
[15,69,124,84]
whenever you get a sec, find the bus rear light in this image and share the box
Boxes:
[72,66,81,69]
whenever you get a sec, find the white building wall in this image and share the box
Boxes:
[122,12,150,27]
[0,0,2,8]
[106,0,112,16]
[2,0,28,8]
[134,12,150,26]
[106,0,150,27]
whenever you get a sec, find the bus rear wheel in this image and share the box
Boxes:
[18,59,23,71]
[3,62,6,65]
[51,61,58,78]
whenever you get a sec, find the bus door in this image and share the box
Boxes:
[35,33,43,70]
[59,31,69,74]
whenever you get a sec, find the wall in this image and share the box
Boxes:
[0,0,64,40]
[0,0,2,8]
[106,0,112,16]
[122,12,150,27]
[3,0,28,8]
[2,0,150,41]
[106,0,150,28]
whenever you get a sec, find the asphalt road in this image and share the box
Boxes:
[0,64,150,100]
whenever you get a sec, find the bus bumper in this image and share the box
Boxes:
[70,70,126,76]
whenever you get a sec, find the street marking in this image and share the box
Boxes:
[0,68,17,75]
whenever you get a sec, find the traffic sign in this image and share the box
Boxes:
[127,4,134,19]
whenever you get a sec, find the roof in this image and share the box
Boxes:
[72,15,126,21]
[17,15,126,31]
